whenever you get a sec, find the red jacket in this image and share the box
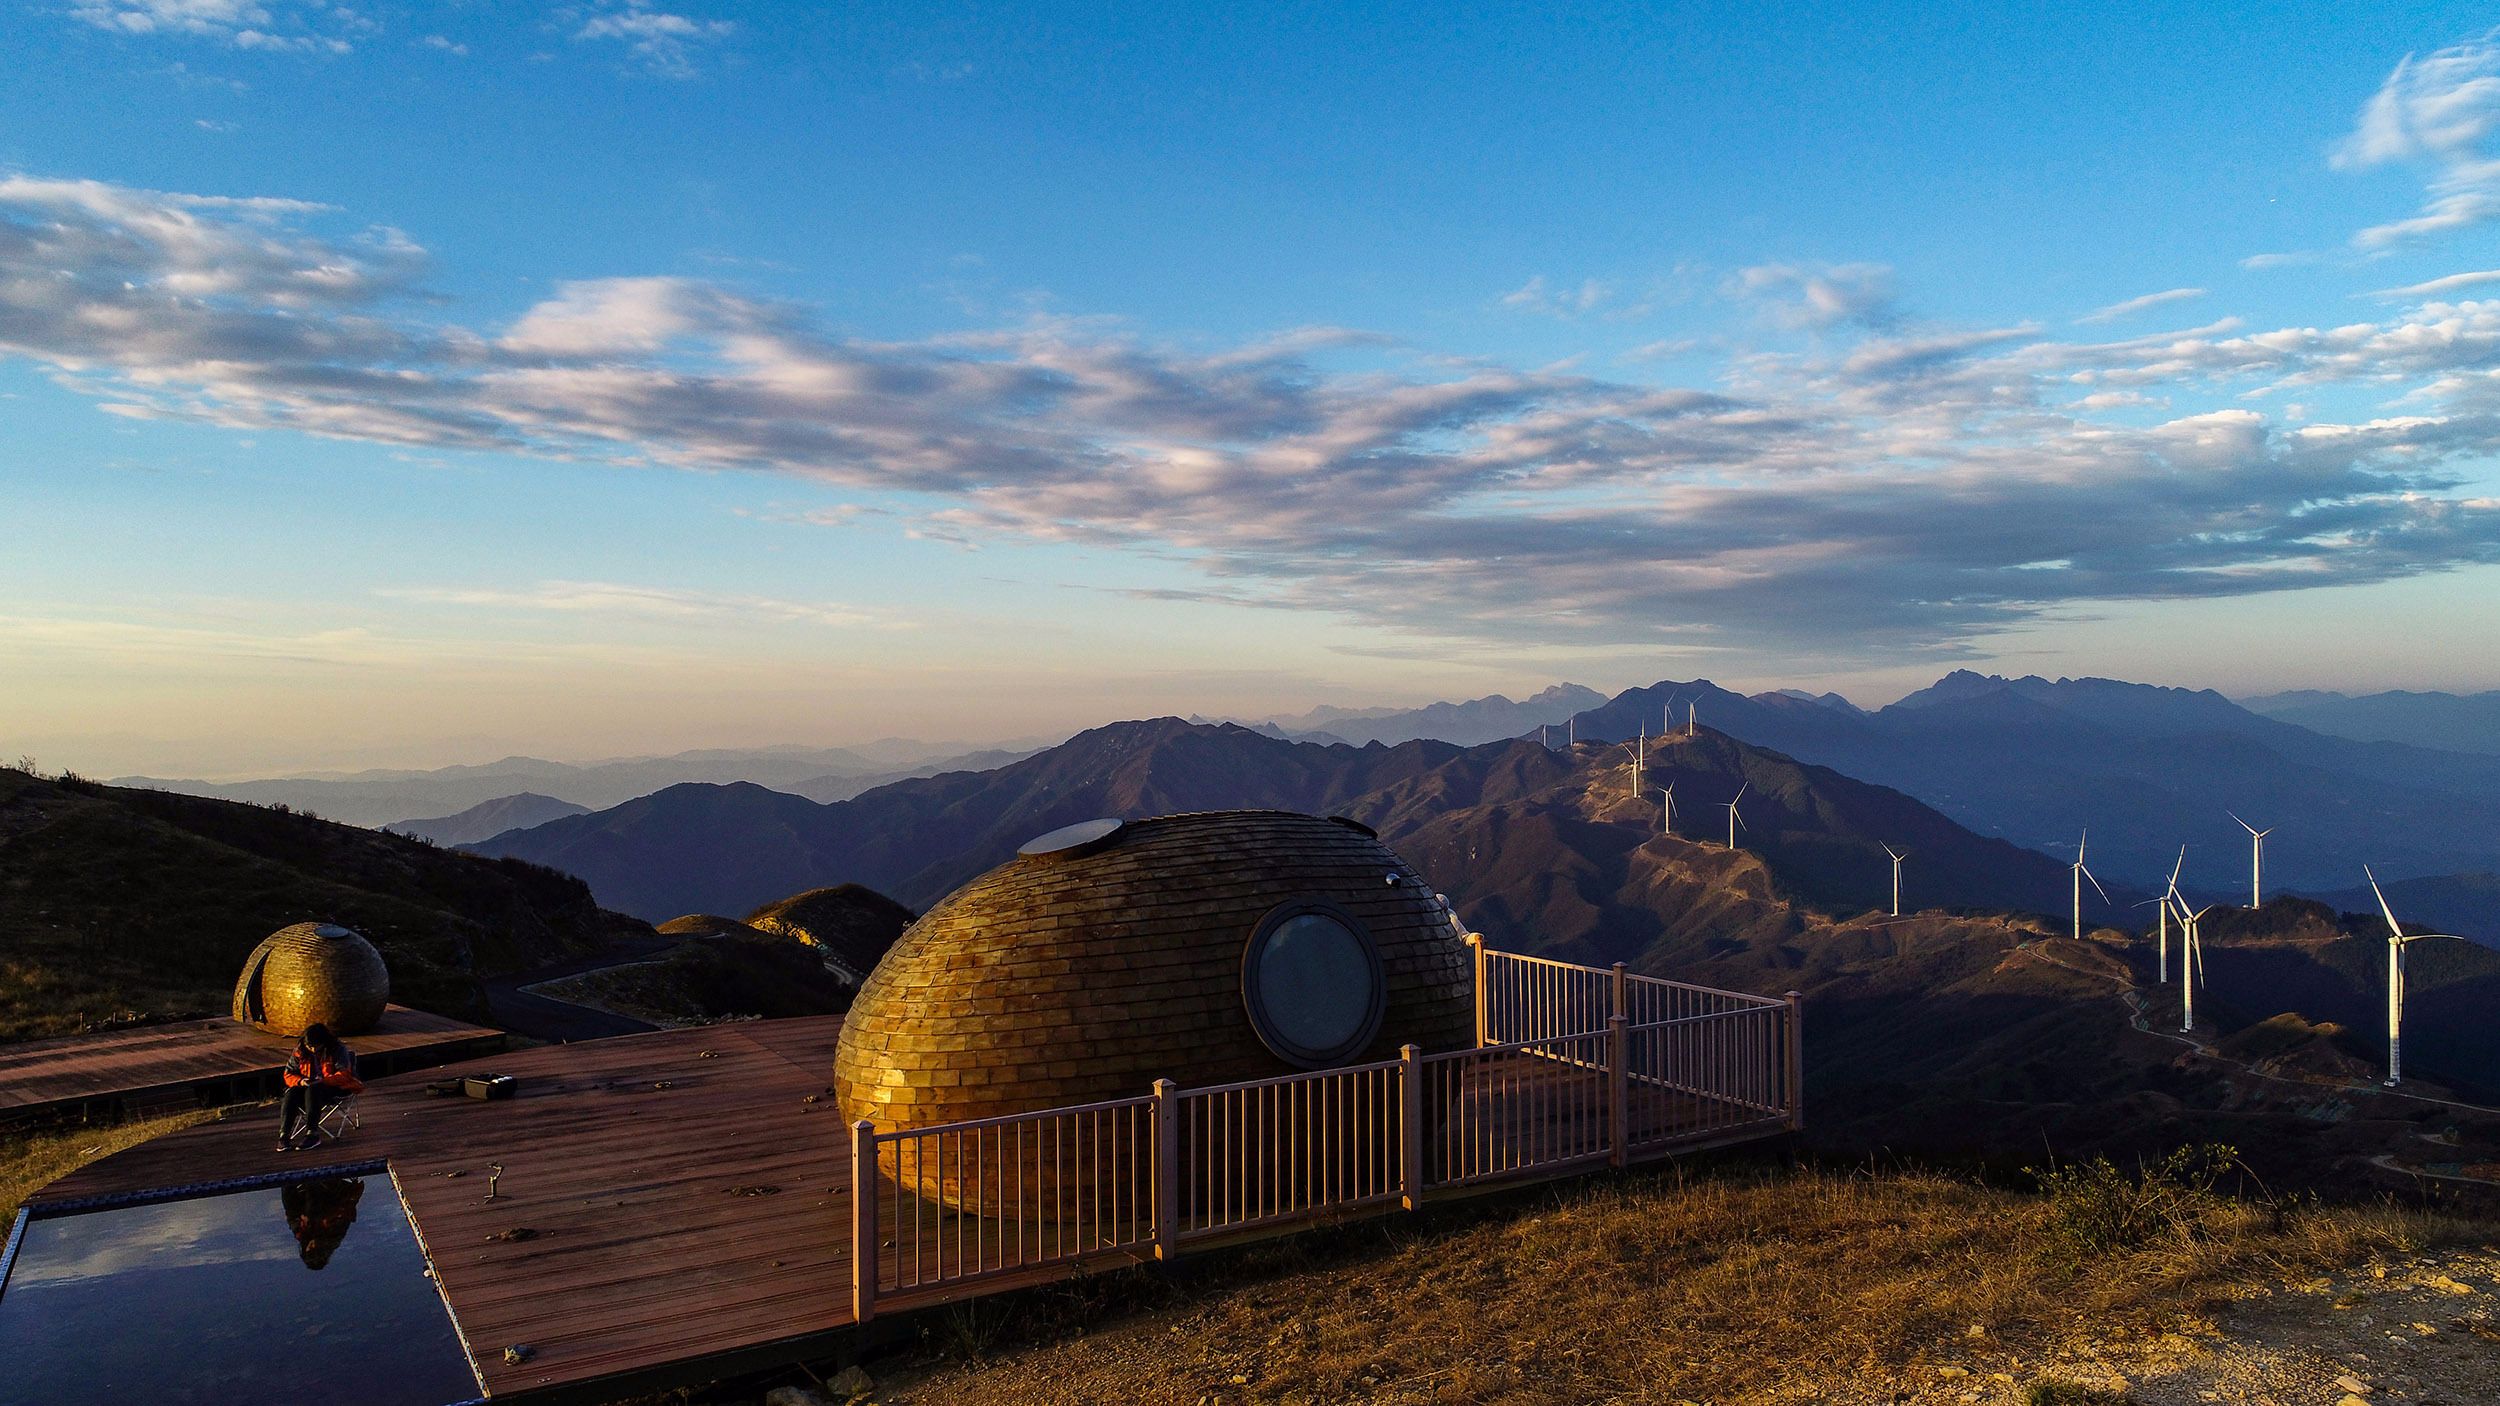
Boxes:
[283,1043,364,1093]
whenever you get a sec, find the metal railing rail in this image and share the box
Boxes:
[849,937,1801,1321]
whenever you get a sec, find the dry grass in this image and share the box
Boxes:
[863,1160,2485,1406]
[0,1108,227,1224]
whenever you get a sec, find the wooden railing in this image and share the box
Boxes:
[849,939,1800,1320]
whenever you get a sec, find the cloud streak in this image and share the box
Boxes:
[2336,31,2500,249]
[2076,288,2205,324]
[3,175,2500,664]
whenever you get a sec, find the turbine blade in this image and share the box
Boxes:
[2169,846,2185,887]
[2366,865,2405,939]
[2082,866,2109,904]
[1733,781,1748,802]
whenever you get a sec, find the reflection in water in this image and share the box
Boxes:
[0,1178,478,1405]
[282,1177,365,1270]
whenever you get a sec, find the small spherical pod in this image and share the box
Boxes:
[835,811,1472,1213]
[232,922,391,1037]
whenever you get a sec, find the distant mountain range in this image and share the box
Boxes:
[1248,683,1607,748]
[112,741,1047,828]
[1549,672,2500,893]
[471,717,2080,927]
[467,714,2500,1147]
[2241,688,2500,756]
[387,792,589,846]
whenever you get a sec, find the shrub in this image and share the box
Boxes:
[2027,1143,2235,1258]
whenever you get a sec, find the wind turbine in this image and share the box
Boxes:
[1724,782,1747,849]
[1881,843,1907,917]
[2229,812,2273,908]
[2070,831,2108,942]
[1656,781,1677,836]
[2150,847,2184,983]
[1624,727,1645,797]
[2171,893,2213,1033]
[1664,693,1683,741]
[2367,866,2468,1086]
[1686,696,1699,738]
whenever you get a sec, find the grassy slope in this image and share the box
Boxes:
[0,768,640,1040]
[864,1161,2485,1406]
[0,1107,225,1223]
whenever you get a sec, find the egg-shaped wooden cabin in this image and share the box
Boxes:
[834,810,1473,1213]
[232,922,391,1037]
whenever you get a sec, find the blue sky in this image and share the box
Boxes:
[6,2,2500,775]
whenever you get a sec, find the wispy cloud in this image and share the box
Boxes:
[2076,287,2206,324]
[384,581,901,629]
[4,175,2500,662]
[2369,269,2500,300]
[571,1,733,78]
[69,0,357,52]
[1729,262,1896,330]
[2335,29,2500,250]
[1500,275,1614,317]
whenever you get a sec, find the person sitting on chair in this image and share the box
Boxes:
[277,1023,364,1152]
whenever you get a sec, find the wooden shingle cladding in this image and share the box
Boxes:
[834,811,1472,1206]
[230,922,392,1037]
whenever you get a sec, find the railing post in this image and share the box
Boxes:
[1398,1044,1425,1210]
[1468,933,1487,1048]
[1610,961,1628,1025]
[1783,990,1805,1131]
[1151,1078,1181,1261]
[1608,1013,1629,1168]
[849,1119,877,1325]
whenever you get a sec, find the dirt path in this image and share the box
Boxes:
[1993,1246,2500,1406]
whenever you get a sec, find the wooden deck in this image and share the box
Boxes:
[26,1018,856,1401]
[0,1006,506,1123]
[21,1013,1792,1402]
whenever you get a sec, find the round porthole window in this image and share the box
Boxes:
[1241,901,1386,1068]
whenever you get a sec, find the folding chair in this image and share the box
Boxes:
[315,1091,363,1143]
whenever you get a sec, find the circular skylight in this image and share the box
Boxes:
[1016,817,1125,859]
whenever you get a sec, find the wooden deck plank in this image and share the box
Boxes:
[0,1006,503,1120]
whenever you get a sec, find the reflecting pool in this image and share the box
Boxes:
[0,1176,479,1405]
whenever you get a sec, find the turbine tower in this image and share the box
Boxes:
[2070,831,2108,942]
[1625,727,1644,798]
[2367,865,2467,1086]
[2229,812,2273,908]
[1686,696,1698,738]
[1881,843,1907,917]
[1724,781,1747,849]
[1657,781,1676,836]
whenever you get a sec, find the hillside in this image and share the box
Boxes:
[856,1164,2494,1406]
[535,883,915,1027]
[0,767,645,1040]
[1554,674,2500,891]
[2298,871,2500,948]
[472,720,2076,923]
[740,883,916,983]
[386,792,590,845]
